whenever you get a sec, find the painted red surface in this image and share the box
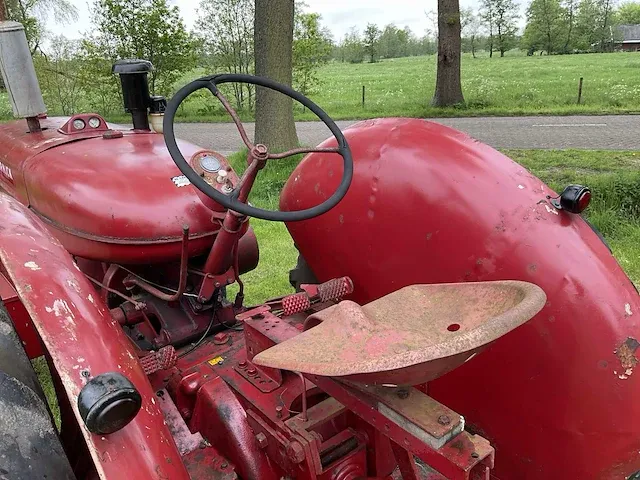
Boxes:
[0,193,189,480]
[281,118,640,479]
[0,117,224,263]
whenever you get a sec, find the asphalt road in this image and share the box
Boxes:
[174,115,640,155]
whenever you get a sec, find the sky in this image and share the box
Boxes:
[44,0,512,43]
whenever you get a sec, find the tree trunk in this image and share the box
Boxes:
[431,0,465,107]
[254,0,299,152]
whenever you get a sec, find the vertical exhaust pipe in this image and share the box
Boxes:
[0,13,46,132]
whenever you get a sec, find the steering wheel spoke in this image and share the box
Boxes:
[163,73,353,222]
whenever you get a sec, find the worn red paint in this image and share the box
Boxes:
[0,193,189,479]
[0,117,233,263]
[282,117,640,479]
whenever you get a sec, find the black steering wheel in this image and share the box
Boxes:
[163,74,353,222]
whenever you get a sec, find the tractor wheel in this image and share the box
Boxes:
[0,300,75,480]
[289,252,317,291]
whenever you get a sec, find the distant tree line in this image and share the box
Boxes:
[522,0,640,54]
[333,0,640,63]
[3,0,333,116]
[333,25,437,63]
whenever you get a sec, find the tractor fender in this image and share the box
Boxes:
[0,193,189,480]
[282,118,640,479]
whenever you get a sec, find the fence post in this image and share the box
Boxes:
[577,77,584,105]
[362,85,365,107]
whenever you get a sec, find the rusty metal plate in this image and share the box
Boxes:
[253,281,546,385]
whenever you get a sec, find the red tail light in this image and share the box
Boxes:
[557,184,591,214]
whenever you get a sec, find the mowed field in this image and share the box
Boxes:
[2,52,640,122]
[171,52,640,121]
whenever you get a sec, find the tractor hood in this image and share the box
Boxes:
[0,116,223,263]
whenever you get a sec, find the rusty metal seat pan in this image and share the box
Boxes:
[253,281,546,385]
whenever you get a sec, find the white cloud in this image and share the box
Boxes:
[46,0,522,42]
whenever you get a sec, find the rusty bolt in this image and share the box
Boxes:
[247,368,257,376]
[215,282,221,288]
[220,462,228,469]
[287,442,305,464]
[213,332,229,345]
[275,405,283,418]
[181,408,192,420]
[396,388,410,399]
[255,144,268,155]
[194,303,203,311]
[438,415,451,426]
[239,360,247,368]
[255,432,268,449]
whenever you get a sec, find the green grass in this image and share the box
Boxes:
[4,52,640,123]
[163,52,640,122]
[34,148,640,426]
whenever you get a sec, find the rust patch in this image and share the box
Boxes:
[615,337,639,379]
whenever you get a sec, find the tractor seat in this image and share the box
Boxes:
[253,281,546,386]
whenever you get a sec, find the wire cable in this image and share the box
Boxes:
[178,306,216,358]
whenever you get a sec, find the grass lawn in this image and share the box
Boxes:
[169,52,640,122]
[4,52,640,124]
[33,147,640,426]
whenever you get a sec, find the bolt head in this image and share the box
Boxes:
[247,368,257,376]
[275,405,283,418]
[255,432,268,449]
[213,332,229,345]
[438,414,452,425]
[287,442,305,464]
[255,144,268,155]
[396,388,410,399]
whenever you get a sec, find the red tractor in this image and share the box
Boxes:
[0,18,639,480]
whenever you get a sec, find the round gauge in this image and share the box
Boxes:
[200,155,222,173]
[88,117,101,128]
[73,119,86,130]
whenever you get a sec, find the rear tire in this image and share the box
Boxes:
[289,252,317,291]
[0,300,75,480]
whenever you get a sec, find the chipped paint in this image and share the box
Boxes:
[544,204,559,216]
[88,293,96,305]
[626,303,633,316]
[615,337,639,379]
[518,185,525,189]
[67,278,81,293]
[23,261,40,270]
